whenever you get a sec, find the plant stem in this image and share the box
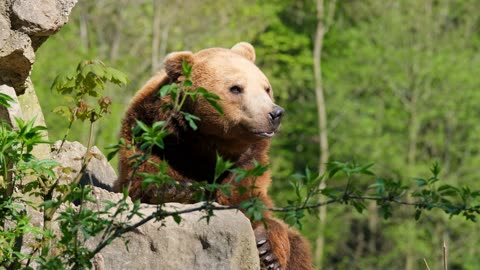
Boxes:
[423,258,431,270]
[57,108,77,154]
[443,241,448,270]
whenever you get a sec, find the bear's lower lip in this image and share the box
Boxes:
[257,131,275,138]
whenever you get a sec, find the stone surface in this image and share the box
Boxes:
[0,0,77,92]
[11,0,78,49]
[87,188,260,270]
[0,30,35,93]
[0,15,10,48]
[51,140,118,191]
[0,84,23,127]
[18,78,51,159]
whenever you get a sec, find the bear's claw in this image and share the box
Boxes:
[255,230,283,270]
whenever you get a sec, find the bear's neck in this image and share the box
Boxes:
[159,131,268,183]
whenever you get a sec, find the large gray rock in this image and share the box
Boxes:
[86,188,260,270]
[51,140,117,191]
[0,0,77,103]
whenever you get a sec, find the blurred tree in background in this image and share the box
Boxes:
[32,0,480,269]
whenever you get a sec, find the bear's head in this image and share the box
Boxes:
[163,42,284,143]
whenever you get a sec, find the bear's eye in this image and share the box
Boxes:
[265,87,271,94]
[229,85,243,94]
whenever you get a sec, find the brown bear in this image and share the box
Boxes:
[114,42,312,270]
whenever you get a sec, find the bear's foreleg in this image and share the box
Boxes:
[285,228,313,270]
[254,218,312,270]
[254,218,290,269]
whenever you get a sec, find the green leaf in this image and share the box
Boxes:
[239,200,253,210]
[327,161,343,178]
[379,204,392,219]
[369,178,386,195]
[52,106,73,121]
[91,63,106,78]
[152,121,166,130]
[159,84,172,97]
[134,120,150,133]
[80,64,95,79]
[351,200,366,213]
[414,209,422,220]
[471,191,480,198]
[414,178,428,187]
[184,79,193,87]
[197,87,223,114]
[173,214,182,224]
[181,59,192,77]
[0,92,14,108]
[51,71,74,91]
[358,163,375,175]
[430,162,441,177]
[105,142,123,161]
[253,210,263,221]
[438,185,459,197]
[205,98,224,115]
[181,112,201,130]
[106,67,128,85]
[321,187,342,199]
[214,154,234,181]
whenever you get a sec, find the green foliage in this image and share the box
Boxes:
[138,161,173,190]
[133,119,168,150]
[0,116,52,267]
[277,161,480,230]
[0,117,49,196]
[0,61,142,269]
[214,154,234,182]
[230,161,269,184]
[51,60,127,123]
[241,197,267,222]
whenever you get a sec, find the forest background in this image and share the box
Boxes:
[31,0,480,269]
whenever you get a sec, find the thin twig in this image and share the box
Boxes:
[42,117,96,257]
[423,258,431,270]
[90,197,338,257]
[443,241,448,270]
[88,191,476,260]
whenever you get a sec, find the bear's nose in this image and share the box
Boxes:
[269,105,285,128]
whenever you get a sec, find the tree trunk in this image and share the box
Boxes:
[151,0,162,73]
[313,0,336,268]
[79,5,89,50]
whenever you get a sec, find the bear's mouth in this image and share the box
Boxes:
[242,125,278,139]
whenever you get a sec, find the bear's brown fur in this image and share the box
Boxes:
[114,42,312,270]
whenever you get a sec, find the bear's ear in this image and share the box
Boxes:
[164,51,194,80]
[231,42,256,62]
